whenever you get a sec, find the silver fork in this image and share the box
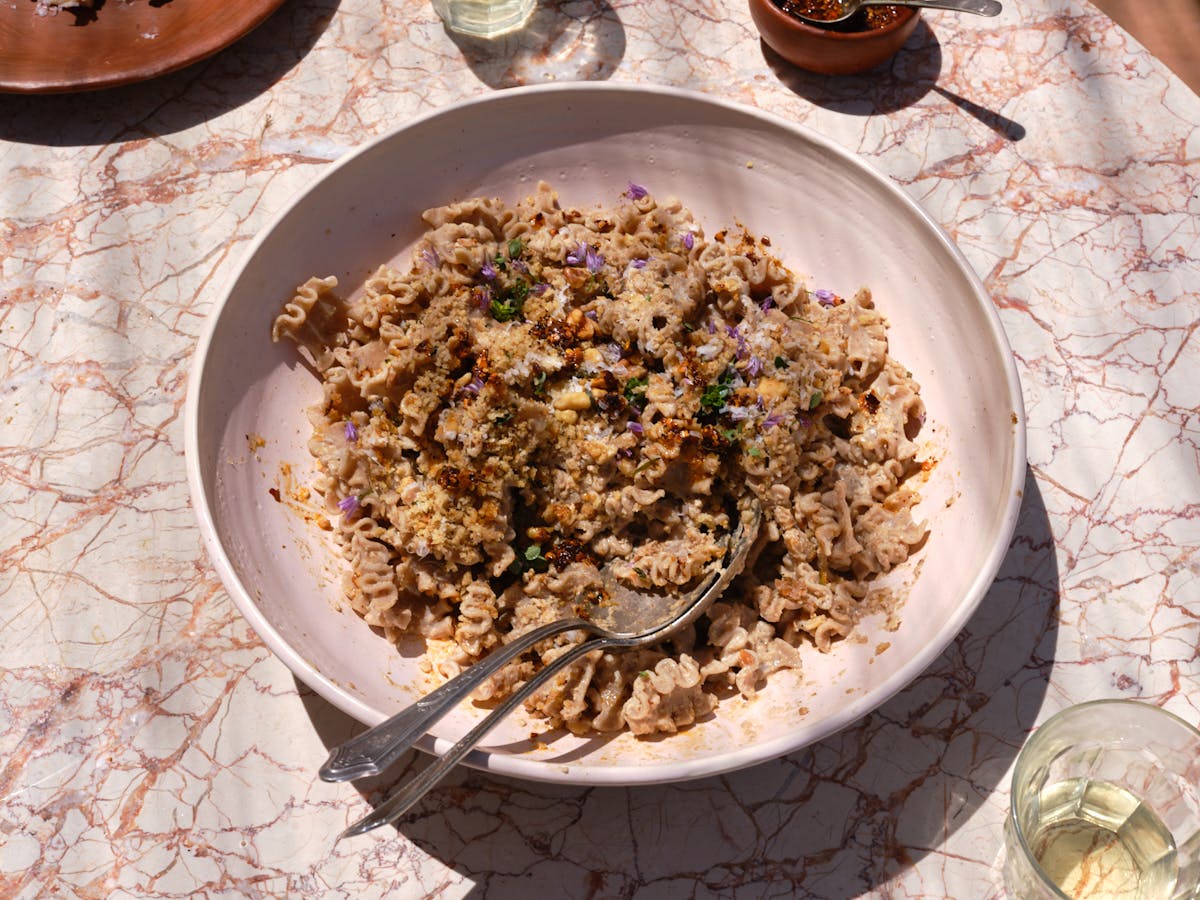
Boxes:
[331,501,762,838]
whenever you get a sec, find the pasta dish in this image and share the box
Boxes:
[272,182,928,737]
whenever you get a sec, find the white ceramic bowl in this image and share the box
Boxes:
[185,84,1026,786]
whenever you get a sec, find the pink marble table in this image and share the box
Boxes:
[1,0,1197,896]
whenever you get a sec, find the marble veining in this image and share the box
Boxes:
[1,0,1197,896]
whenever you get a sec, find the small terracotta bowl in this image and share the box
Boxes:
[747,0,920,74]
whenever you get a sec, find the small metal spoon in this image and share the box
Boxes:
[792,0,1001,26]
[331,501,762,839]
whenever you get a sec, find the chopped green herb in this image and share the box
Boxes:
[489,279,530,322]
[682,322,695,333]
[624,375,649,407]
[700,369,735,413]
[774,355,790,369]
[747,446,763,458]
[809,390,824,410]
[532,371,547,396]
[638,670,651,679]
[720,426,741,442]
[491,411,513,425]
[633,566,649,580]
[508,238,524,258]
[489,298,519,322]
[634,457,657,474]
[512,542,548,573]
[508,278,530,304]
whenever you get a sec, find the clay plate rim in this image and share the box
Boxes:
[0,0,287,94]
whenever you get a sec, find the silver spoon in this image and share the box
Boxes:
[791,0,1001,26]
[332,501,762,839]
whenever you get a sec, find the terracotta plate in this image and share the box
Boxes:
[0,0,287,93]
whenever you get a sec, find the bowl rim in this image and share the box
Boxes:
[184,82,1027,786]
[748,0,918,42]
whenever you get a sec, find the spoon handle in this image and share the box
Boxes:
[319,617,593,783]
[865,0,1002,15]
[339,635,614,839]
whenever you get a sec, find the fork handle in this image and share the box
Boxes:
[339,635,613,838]
[319,617,593,782]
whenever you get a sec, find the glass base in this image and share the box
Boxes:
[432,0,536,38]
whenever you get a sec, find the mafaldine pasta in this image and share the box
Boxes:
[272,182,928,737]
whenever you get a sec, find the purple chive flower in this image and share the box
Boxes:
[706,320,716,335]
[513,259,530,274]
[344,420,359,442]
[797,414,812,429]
[745,356,763,378]
[627,421,645,434]
[763,412,784,430]
[815,289,836,307]
[420,246,439,269]
[475,285,493,310]
[625,182,648,200]
[728,406,750,422]
[532,282,550,295]
[585,245,604,274]
[338,495,360,515]
[682,232,695,251]
[585,309,598,320]
[566,242,587,266]
[603,343,622,362]
[463,376,485,394]
[761,295,775,312]
[726,324,748,359]
[631,258,648,270]
[617,447,635,459]
[481,260,497,281]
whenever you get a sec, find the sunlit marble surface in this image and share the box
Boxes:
[1,0,1197,896]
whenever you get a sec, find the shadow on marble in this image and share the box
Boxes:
[763,19,1025,141]
[0,0,342,147]
[302,470,1058,897]
[930,85,1026,142]
[443,0,625,88]
[761,19,943,116]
